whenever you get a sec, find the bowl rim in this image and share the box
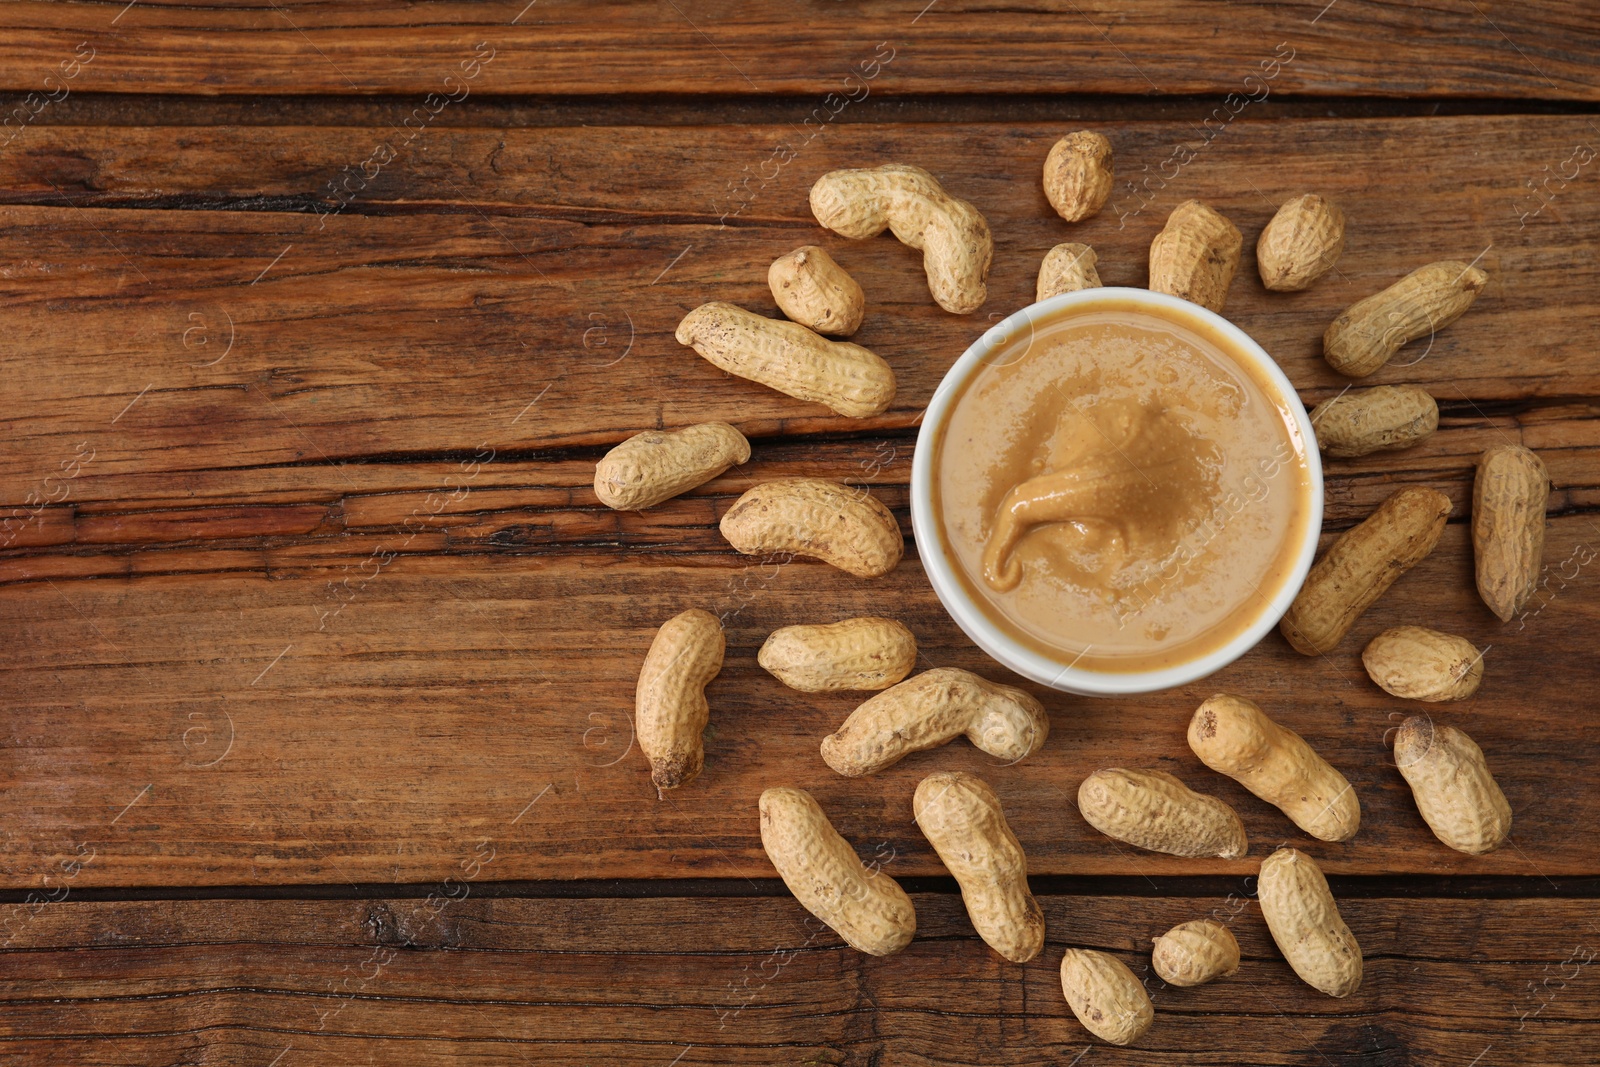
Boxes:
[908,286,1324,696]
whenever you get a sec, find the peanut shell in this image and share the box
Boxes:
[1257,193,1345,291]
[1151,920,1241,987]
[1310,385,1438,459]
[593,422,750,510]
[635,608,724,793]
[1036,242,1102,301]
[1362,626,1484,701]
[1324,260,1488,377]
[1392,715,1511,855]
[768,245,866,336]
[1257,848,1362,998]
[1473,444,1550,621]
[1060,949,1154,1045]
[1042,131,1114,222]
[719,478,903,579]
[758,617,917,692]
[1076,769,1247,859]
[1148,199,1242,313]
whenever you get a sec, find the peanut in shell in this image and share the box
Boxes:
[635,608,724,794]
[1324,259,1487,377]
[1076,769,1247,859]
[1257,193,1345,291]
[758,617,917,692]
[1473,443,1550,621]
[593,422,750,510]
[719,478,903,579]
[1151,919,1241,987]
[1257,848,1362,998]
[1392,715,1511,855]
[1362,626,1484,702]
[1309,385,1438,459]
[1060,949,1154,1045]
[1147,199,1242,313]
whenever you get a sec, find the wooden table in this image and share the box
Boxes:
[1,3,1597,1063]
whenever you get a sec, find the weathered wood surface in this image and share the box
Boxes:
[0,2,1596,100]
[0,116,1596,887]
[1,894,1596,1064]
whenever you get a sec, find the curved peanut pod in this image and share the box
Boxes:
[1280,486,1451,656]
[758,617,917,692]
[1257,193,1345,292]
[1077,769,1247,859]
[1362,626,1483,702]
[1257,848,1362,997]
[1060,949,1154,1046]
[1393,716,1511,855]
[1309,385,1438,459]
[1324,260,1488,377]
[676,301,894,418]
[719,478,903,579]
[768,245,866,337]
[759,786,917,956]
[1147,199,1242,313]
[635,608,724,794]
[1036,242,1102,301]
[810,163,992,315]
[914,771,1044,963]
[822,667,1049,776]
[1473,444,1550,621]
[1042,131,1114,222]
[1151,920,1240,987]
[1188,694,1359,842]
[594,422,750,510]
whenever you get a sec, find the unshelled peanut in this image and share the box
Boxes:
[768,245,866,337]
[1280,486,1452,655]
[1392,715,1511,855]
[759,786,917,955]
[1362,626,1484,701]
[1309,385,1438,459]
[914,771,1044,963]
[676,301,894,417]
[1036,242,1102,301]
[758,617,917,692]
[1148,199,1242,313]
[1188,694,1360,842]
[719,478,902,578]
[1042,131,1114,222]
[1257,194,1345,291]
[810,163,993,314]
[1324,260,1488,377]
[1151,920,1240,987]
[1060,949,1154,1045]
[1257,848,1363,997]
[593,422,750,511]
[1076,769,1247,859]
[635,608,724,794]
[822,667,1049,776]
[1473,443,1550,621]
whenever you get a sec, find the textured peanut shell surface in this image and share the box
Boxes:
[1059,949,1155,1046]
[1280,486,1452,655]
[635,608,724,794]
[1151,920,1241,987]
[719,478,904,579]
[593,422,750,511]
[1257,193,1346,291]
[1362,626,1484,701]
[758,617,917,692]
[1147,199,1243,313]
[1036,242,1102,301]
[768,245,866,337]
[1076,769,1247,859]
[822,667,1049,776]
[1473,443,1550,621]
[913,772,1044,963]
[1042,131,1114,222]
[1310,385,1438,459]
[758,787,917,956]
[810,163,993,315]
[1257,848,1363,998]
[675,301,895,417]
[1188,694,1360,842]
[1324,260,1488,377]
[1393,716,1512,854]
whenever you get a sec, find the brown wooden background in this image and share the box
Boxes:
[0,2,1597,1063]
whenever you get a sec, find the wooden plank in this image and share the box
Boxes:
[1,894,1596,1064]
[0,514,1594,887]
[0,2,1595,100]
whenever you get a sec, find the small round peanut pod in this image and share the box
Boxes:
[758,617,916,692]
[719,477,903,579]
[768,245,866,337]
[1076,769,1247,859]
[1362,626,1484,702]
[1309,385,1438,459]
[1257,193,1345,291]
[1392,715,1511,855]
[1257,848,1362,998]
[759,786,917,955]
[635,608,724,794]
[594,422,750,510]
[1148,199,1243,313]
[1060,949,1154,1046]
[1151,920,1241,987]
[1043,131,1114,223]
[1036,242,1102,302]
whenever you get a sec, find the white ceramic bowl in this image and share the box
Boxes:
[909,287,1323,696]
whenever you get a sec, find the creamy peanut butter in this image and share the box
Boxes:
[932,297,1312,673]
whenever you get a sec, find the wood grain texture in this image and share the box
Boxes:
[0,2,1596,100]
[1,894,1596,1064]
